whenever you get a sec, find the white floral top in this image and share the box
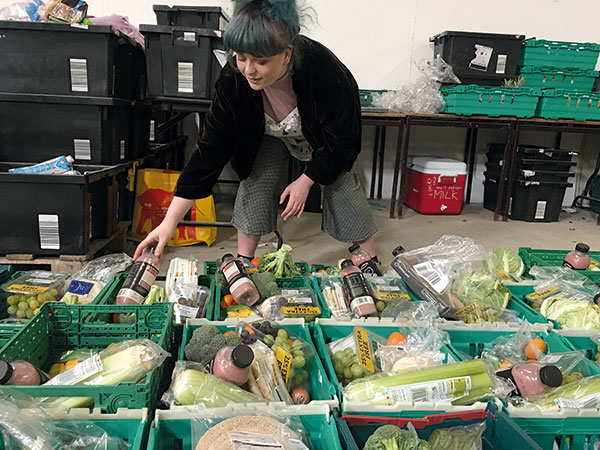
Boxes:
[264,107,313,161]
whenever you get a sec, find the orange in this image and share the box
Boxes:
[251,257,261,267]
[64,359,80,370]
[525,338,547,360]
[387,332,406,346]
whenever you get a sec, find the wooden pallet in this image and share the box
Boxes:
[0,221,133,274]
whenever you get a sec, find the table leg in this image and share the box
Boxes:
[370,126,381,199]
[377,126,387,199]
[395,119,411,219]
[494,122,518,221]
[465,127,479,205]
[389,119,406,218]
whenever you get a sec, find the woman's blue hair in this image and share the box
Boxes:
[223,0,303,59]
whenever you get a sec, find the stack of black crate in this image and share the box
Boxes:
[0,20,148,256]
[483,144,577,222]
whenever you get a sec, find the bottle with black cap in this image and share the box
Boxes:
[348,244,382,276]
[563,243,592,270]
[340,259,377,317]
[496,362,563,398]
[0,360,47,386]
[212,344,254,386]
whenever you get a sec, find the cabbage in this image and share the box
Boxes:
[451,269,511,309]
[540,297,600,330]
[487,247,525,278]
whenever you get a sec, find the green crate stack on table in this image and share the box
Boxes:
[517,39,600,120]
[519,247,600,285]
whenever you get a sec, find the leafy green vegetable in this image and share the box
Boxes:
[251,271,278,299]
[258,244,302,278]
[427,425,484,449]
[487,247,525,278]
[451,269,510,309]
[172,367,261,406]
[364,424,432,450]
[540,296,600,330]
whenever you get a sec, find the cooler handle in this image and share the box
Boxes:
[438,175,457,184]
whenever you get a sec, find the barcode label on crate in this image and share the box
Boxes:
[38,215,60,250]
[535,201,547,220]
[385,376,472,405]
[183,32,196,41]
[74,139,91,160]
[149,120,156,141]
[495,54,507,74]
[508,197,513,216]
[413,261,448,293]
[70,58,89,92]
[120,140,126,160]
[178,62,194,93]
[213,49,228,68]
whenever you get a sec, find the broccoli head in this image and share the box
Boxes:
[184,324,227,366]
[251,271,279,299]
[364,425,431,450]
[257,244,302,278]
[380,298,411,319]
[223,332,242,347]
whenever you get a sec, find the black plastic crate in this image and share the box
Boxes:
[0,93,133,165]
[141,25,224,99]
[486,153,577,171]
[483,172,571,222]
[150,111,179,143]
[488,143,578,161]
[0,20,144,100]
[131,103,152,159]
[485,162,574,182]
[0,163,128,255]
[153,5,229,29]
[431,31,525,86]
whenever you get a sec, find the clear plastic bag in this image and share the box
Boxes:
[528,266,600,304]
[381,299,439,323]
[327,327,388,385]
[455,301,519,325]
[391,236,488,317]
[191,408,312,450]
[74,253,133,284]
[247,340,293,404]
[256,288,321,322]
[371,56,460,114]
[0,2,31,21]
[0,395,128,450]
[317,274,351,319]
[171,282,210,324]
[163,360,262,407]
[428,422,486,450]
[1,270,69,295]
[522,373,600,411]
[238,320,313,402]
[91,14,144,46]
[451,269,512,311]
[482,326,546,367]
[486,247,526,282]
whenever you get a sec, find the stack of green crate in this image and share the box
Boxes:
[517,39,600,120]
[518,247,600,284]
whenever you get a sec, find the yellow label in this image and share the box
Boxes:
[275,346,293,383]
[590,260,599,269]
[226,307,260,320]
[375,293,412,301]
[527,286,560,301]
[281,306,321,316]
[6,284,47,293]
[355,327,375,373]
[495,270,514,282]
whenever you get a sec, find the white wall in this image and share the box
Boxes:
[2,0,598,204]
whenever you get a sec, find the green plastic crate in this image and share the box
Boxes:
[558,332,600,362]
[511,415,600,450]
[536,90,600,120]
[441,85,541,118]
[180,318,338,407]
[215,275,316,321]
[518,66,598,91]
[518,247,600,284]
[312,319,473,416]
[0,302,174,413]
[337,402,542,450]
[47,408,150,450]
[358,89,388,108]
[148,405,342,450]
[518,39,600,70]
[204,259,310,276]
[0,265,11,284]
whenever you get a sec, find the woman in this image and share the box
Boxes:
[134,0,378,262]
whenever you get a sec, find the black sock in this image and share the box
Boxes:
[372,255,381,264]
[237,254,254,261]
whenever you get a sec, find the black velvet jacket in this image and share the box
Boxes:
[174,35,362,199]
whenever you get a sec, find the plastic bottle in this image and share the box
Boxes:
[496,362,563,398]
[348,244,382,276]
[211,344,254,386]
[563,243,591,270]
[219,254,260,306]
[0,360,47,386]
[115,247,160,305]
[340,259,377,317]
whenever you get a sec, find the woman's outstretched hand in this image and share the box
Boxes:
[280,174,315,221]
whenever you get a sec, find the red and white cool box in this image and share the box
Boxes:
[404,156,467,215]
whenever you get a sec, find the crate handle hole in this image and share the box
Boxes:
[511,96,515,104]
[542,74,547,83]
[501,94,505,104]
[488,95,493,104]
[479,94,483,103]
[588,98,593,109]
[551,74,556,83]
[576,98,581,109]
[566,98,571,108]
[569,76,574,85]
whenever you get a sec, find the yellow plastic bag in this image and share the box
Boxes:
[131,168,216,247]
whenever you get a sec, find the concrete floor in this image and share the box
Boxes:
[136,196,600,275]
